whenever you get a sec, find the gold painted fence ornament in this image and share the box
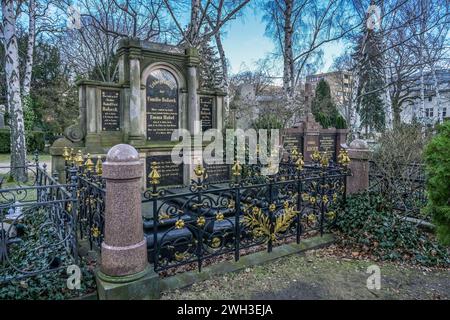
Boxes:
[62,147,70,161]
[337,149,351,166]
[75,150,84,167]
[149,161,161,185]
[232,160,242,176]
[84,153,94,171]
[95,156,103,175]
[243,203,298,243]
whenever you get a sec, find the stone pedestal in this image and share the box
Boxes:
[96,144,159,299]
[346,139,371,195]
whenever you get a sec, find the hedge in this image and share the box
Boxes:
[424,120,450,246]
[0,129,45,153]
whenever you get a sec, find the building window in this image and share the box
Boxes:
[428,96,432,102]
[443,108,447,118]
[425,108,434,117]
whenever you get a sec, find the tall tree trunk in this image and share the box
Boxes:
[189,0,201,45]
[283,0,293,99]
[2,0,27,182]
[430,65,441,123]
[22,0,35,97]
[215,32,229,112]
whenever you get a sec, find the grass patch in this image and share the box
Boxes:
[0,153,51,163]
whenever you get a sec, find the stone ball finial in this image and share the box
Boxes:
[349,139,369,150]
[106,144,139,162]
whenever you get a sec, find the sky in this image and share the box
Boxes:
[221,9,346,77]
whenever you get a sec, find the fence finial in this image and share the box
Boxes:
[338,149,351,167]
[232,160,242,177]
[84,153,94,171]
[148,161,161,185]
[62,147,70,161]
[95,156,103,175]
[75,150,84,167]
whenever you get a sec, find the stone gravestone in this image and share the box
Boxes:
[51,39,226,188]
[283,113,348,162]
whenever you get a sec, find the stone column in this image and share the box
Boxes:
[96,144,159,300]
[185,48,201,184]
[346,139,371,195]
[129,56,144,145]
[303,113,320,162]
[336,128,349,155]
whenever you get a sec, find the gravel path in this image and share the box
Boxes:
[162,246,450,300]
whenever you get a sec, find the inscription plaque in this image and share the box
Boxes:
[306,140,318,152]
[101,90,120,131]
[205,162,230,183]
[200,96,213,132]
[283,134,303,153]
[146,69,179,141]
[146,155,183,187]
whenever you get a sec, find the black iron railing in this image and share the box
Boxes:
[0,154,78,284]
[65,147,350,274]
[143,149,350,273]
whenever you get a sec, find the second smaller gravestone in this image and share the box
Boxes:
[319,134,337,161]
[145,155,183,187]
[204,162,230,183]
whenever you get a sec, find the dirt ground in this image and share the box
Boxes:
[161,245,450,300]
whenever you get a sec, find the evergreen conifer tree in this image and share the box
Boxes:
[353,18,385,135]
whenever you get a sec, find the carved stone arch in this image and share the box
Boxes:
[141,62,186,89]
[141,63,186,141]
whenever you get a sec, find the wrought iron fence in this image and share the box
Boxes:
[0,155,78,284]
[62,147,351,274]
[143,149,350,273]
[368,160,427,218]
[63,149,105,251]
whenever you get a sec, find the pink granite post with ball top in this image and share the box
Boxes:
[96,144,159,300]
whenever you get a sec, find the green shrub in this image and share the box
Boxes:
[0,130,45,154]
[26,131,45,153]
[337,192,449,266]
[335,115,347,129]
[424,121,450,246]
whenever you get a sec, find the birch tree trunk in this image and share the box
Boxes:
[22,0,35,97]
[215,32,229,112]
[419,65,425,122]
[189,0,201,46]
[283,0,293,100]
[2,0,27,182]
[431,65,441,123]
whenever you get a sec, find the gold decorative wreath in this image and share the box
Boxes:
[243,202,298,242]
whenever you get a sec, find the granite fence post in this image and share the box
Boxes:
[346,139,371,195]
[96,143,159,300]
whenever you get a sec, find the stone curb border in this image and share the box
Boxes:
[74,233,335,300]
[160,233,335,293]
